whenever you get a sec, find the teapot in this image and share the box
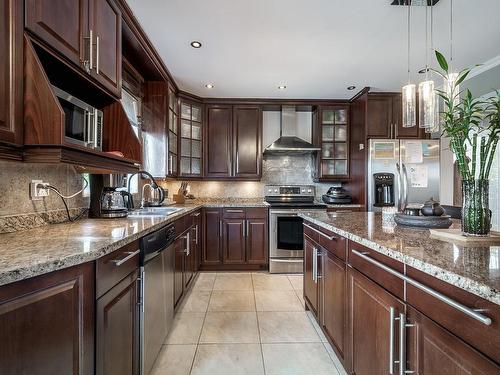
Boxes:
[421,197,445,217]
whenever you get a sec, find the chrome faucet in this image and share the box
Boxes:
[141,183,153,209]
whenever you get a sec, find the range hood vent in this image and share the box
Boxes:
[264,106,320,154]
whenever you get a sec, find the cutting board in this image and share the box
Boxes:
[429,228,500,245]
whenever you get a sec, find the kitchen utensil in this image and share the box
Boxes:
[421,197,445,216]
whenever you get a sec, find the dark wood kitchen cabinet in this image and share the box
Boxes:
[202,208,223,265]
[366,93,425,139]
[0,0,23,149]
[25,0,122,97]
[406,306,500,374]
[303,236,319,317]
[222,217,246,264]
[347,267,406,375]
[321,249,347,364]
[0,263,95,375]
[180,100,203,178]
[232,106,262,179]
[201,207,267,270]
[205,105,232,178]
[204,105,262,180]
[96,270,140,375]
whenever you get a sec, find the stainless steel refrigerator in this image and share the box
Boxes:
[367,139,440,211]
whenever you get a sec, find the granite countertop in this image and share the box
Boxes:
[299,211,500,306]
[0,199,269,287]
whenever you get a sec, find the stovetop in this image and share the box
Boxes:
[264,184,327,209]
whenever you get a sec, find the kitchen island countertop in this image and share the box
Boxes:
[299,211,500,306]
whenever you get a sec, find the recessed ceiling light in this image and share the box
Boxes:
[278,85,287,90]
[347,86,356,90]
[205,84,214,89]
[190,41,202,48]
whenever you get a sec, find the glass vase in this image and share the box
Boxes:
[461,179,491,236]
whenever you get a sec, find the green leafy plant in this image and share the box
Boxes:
[433,51,500,181]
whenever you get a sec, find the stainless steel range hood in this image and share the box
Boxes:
[264,106,320,154]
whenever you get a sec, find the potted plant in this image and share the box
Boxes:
[434,51,500,236]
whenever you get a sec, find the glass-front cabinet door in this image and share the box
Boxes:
[318,106,349,180]
[167,87,178,177]
[179,100,203,177]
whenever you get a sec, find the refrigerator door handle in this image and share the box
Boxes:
[396,162,402,212]
[401,163,409,211]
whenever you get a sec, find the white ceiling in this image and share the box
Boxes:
[126,0,500,99]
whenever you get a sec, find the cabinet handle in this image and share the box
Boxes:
[226,209,244,213]
[84,30,93,72]
[192,212,201,217]
[111,249,140,266]
[398,312,415,375]
[182,233,190,255]
[246,220,249,238]
[312,247,317,283]
[389,307,396,374]
[351,249,492,325]
[303,223,337,241]
[195,224,199,245]
[219,220,222,237]
[95,35,100,74]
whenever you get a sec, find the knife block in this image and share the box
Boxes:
[173,186,186,204]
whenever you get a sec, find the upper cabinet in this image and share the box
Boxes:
[232,106,262,179]
[25,0,122,97]
[204,105,262,180]
[179,100,203,178]
[316,105,350,181]
[167,86,179,177]
[0,0,23,149]
[366,93,427,139]
[205,105,233,178]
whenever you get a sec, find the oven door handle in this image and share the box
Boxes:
[271,259,304,263]
[269,210,302,215]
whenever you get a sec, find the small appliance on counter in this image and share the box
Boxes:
[141,184,166,207]
[89,174,129,218]
[372,173,395,207]
[322,186,352,204]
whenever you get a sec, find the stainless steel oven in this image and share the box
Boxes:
[266,185,326,274]
[52,85,103,150]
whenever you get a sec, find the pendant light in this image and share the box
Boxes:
[445,0,459,107]
[419,1,436,130]
[402,1,416,128]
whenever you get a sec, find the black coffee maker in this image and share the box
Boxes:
[373,173,394,207]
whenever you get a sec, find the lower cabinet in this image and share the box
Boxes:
[406,306,499,374]
[96,270,140,375]
[321,249,347,363]
[201,207,268,270]
[0,263,95,375]
[347,267,405,375]
[304,235,319,317]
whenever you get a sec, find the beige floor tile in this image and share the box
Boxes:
[258,312,321,343]
[200,312,260,343]
[287,275,304,291]
[191,344,264,375]
[255,290,304,312]
[324,342,349,375]
[208,291,255,312]
[252,273,293,290]
[294,289,306,306]
[150,345,197,375]
[178,290,211,313]
[262,343,339,375]
[306,310,328,343]
[192,273,216,291]
[165,312,205,344]
[213,273,253,291]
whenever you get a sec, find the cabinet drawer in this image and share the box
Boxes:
[303,222,346,260]
[175,214,190,235]
[223,208,246,218]
[406,266,500,364]
[245,207,268,219]
[347,241,404,300]
[96,240,140,299]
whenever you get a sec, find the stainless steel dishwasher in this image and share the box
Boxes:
[139,224,176,375]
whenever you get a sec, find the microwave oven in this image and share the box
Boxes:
[52,85,103,150]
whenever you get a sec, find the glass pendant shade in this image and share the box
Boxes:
[445,72,460,107]
[402,84,416,127]
[418,80,436,129]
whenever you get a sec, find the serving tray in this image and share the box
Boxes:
[394,213,453,229]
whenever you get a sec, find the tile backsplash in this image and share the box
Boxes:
[161,154,337,200]
[0,160,89,217]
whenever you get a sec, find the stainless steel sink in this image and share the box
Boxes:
[128,207,183,217]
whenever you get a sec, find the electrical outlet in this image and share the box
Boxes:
[30,180,50,200]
